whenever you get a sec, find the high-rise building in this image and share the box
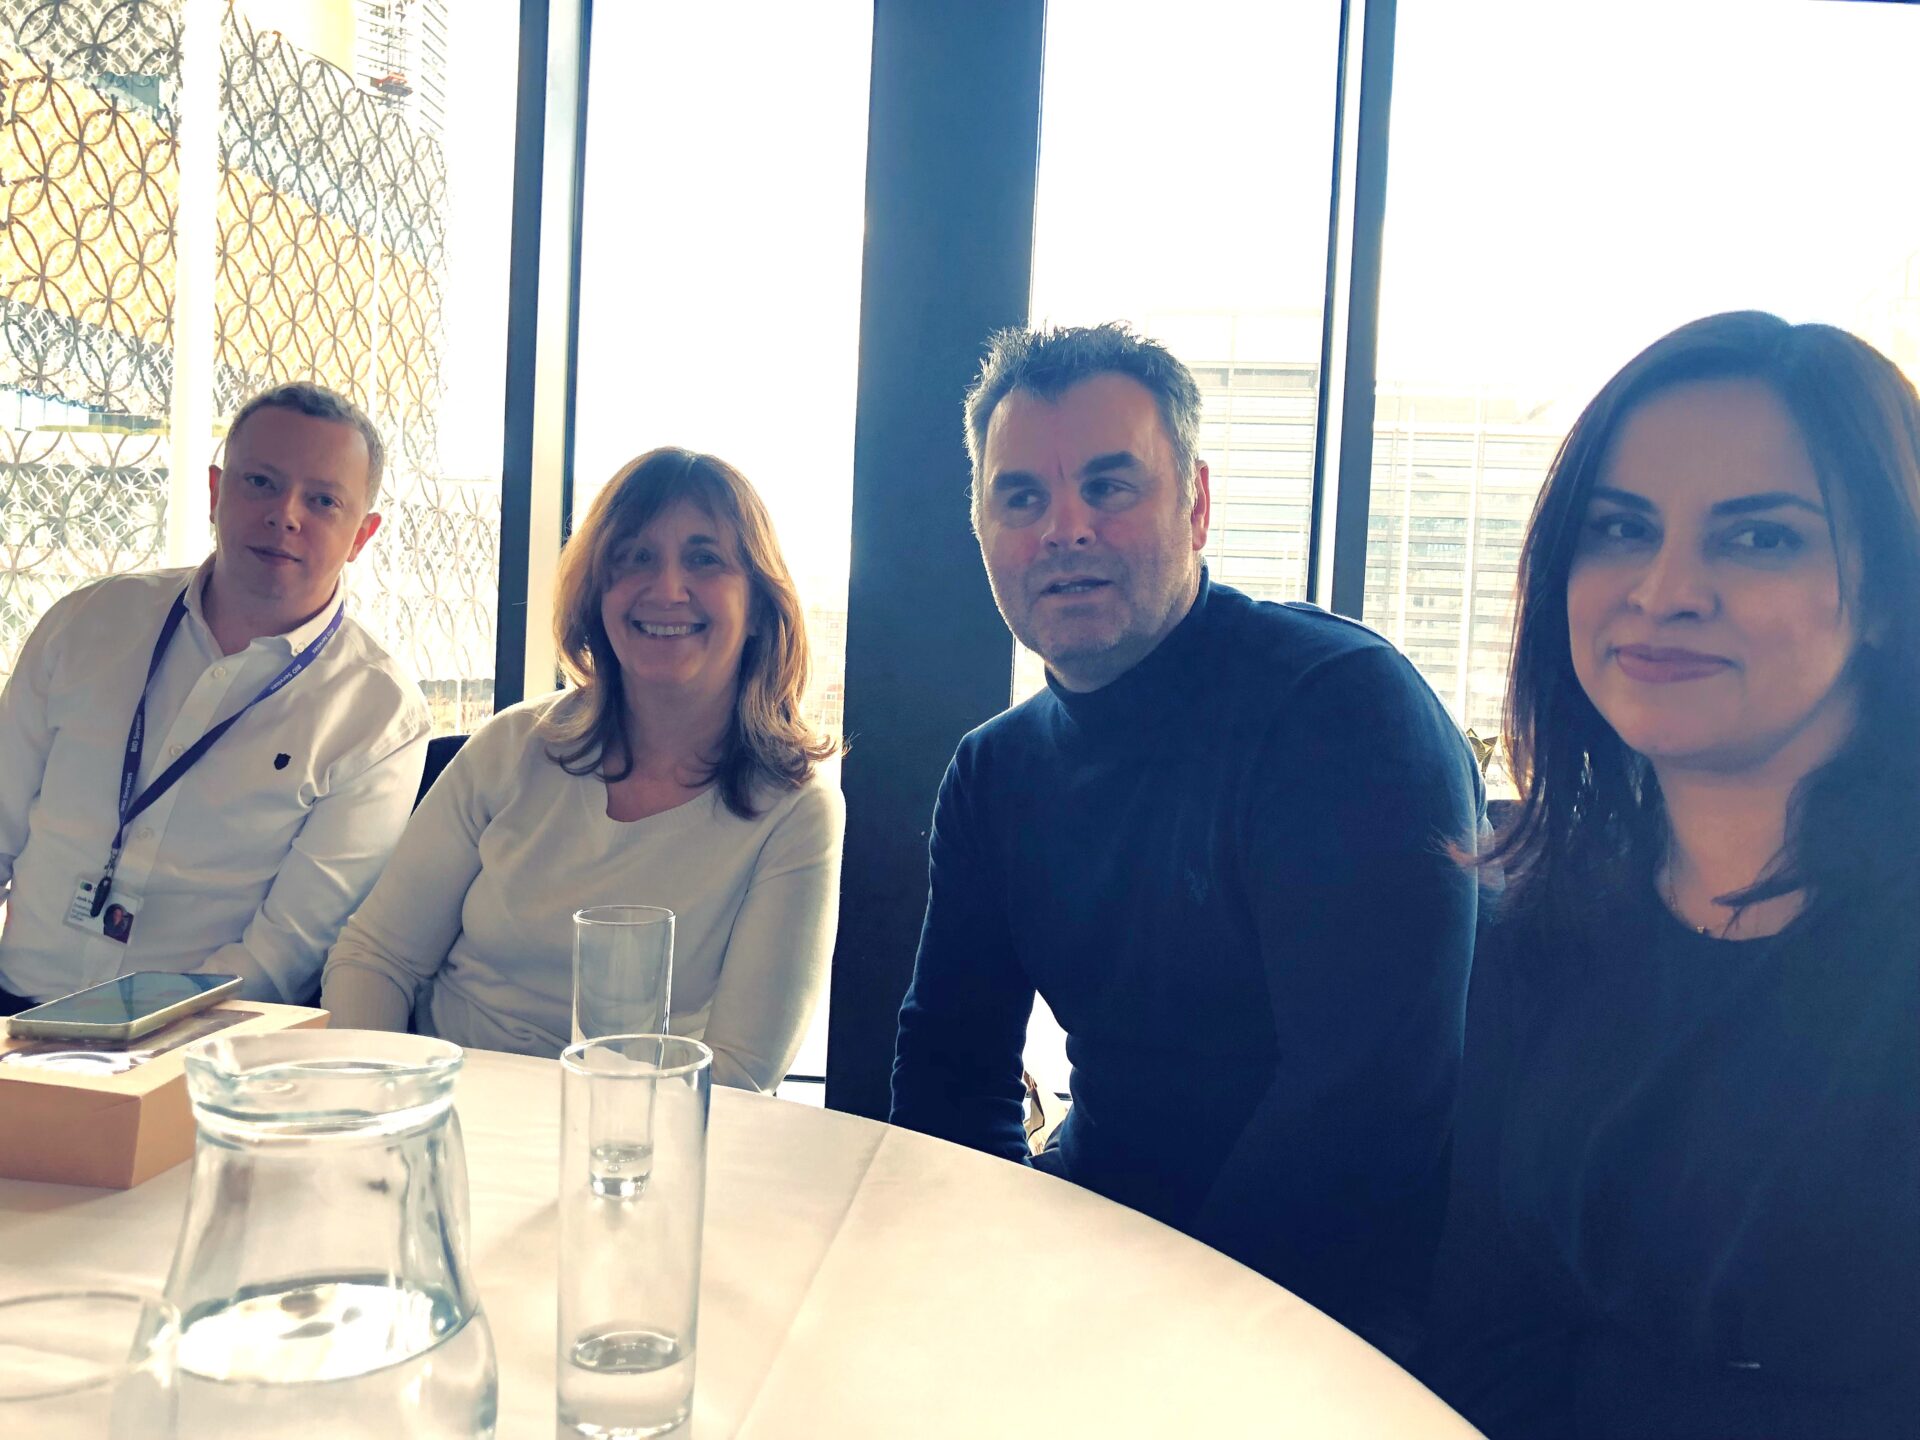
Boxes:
[1143,322,1577,761]
[803,601,848,736]
[1188,357,1319,605]
[1187,345,1567,745]
[1364,385,1570,740]
[355,0,449,138]
[1150,308,1322,606]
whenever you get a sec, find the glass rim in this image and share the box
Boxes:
[573,905,675,927]
[560,1033,712,1079]
[183,1028,465,1084]
[0,1286,178,1404]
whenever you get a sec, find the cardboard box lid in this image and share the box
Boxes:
[0,1000,328,1188]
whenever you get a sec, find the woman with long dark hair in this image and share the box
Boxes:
[323,448,843,1091]
[1422,312,1920,1436]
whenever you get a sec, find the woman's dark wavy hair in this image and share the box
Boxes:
[1490,311,1920,927]
[537,446,839,819]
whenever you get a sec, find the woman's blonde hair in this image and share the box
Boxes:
[538,446,838,817]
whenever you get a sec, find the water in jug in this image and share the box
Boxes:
[164,1030,498,1437]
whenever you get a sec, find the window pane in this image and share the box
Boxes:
[0,0,516,736]
[571,2,872,1082]
[1366,0,1920,772]
[1019,0,1343,1093]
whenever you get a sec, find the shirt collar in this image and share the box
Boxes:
[184,556,347,656]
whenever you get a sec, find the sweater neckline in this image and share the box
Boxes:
[1641,876,1799,957]
[582,774,719,833]
[1044,568,1213,739]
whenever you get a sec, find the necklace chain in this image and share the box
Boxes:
[1664,865,1736,940]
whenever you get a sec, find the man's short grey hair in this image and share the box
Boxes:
[225,381,387,507]
[963,322,1204,515]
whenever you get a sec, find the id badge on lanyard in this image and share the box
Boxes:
[78,588,345,932]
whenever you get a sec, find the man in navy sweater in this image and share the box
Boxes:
[889,323,1481,1357]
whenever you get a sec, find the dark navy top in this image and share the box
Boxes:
[890,572,1483,1353]
[1423,882,1920,1437]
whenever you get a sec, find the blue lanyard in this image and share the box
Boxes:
[92,587,345,914]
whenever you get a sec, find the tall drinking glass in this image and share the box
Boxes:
[572,906,674,1044]
[558,1035,712,1439]
[0,1287,178,1438]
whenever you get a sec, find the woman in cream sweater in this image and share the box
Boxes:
[322,448,843,1091]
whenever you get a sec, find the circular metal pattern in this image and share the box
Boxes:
[1,1,495,731]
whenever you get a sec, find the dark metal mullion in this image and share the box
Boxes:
[1326,0,1399,621]
[495,0,592,708]
[559,0,595,542]
[1305,0,1356,606]
[826,0,1048,1119]
[493,0,554,710]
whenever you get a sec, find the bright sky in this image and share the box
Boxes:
[1379,0,1920,396]
[1032,0,1341,326]
[567,4,873,608]
[1039,0,1920,389]
[434,0,1920,580]
[434,0,517,482]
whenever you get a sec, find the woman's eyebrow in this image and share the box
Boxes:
[1708,491,1827,518]
[1589,485,1654,512]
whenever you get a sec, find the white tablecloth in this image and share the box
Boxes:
[0,1048,1479,1438]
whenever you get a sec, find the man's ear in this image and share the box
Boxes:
[347,510,382,562]
[207,463,222,523]
[1188,460,1212,552]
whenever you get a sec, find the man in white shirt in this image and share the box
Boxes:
[0,383,431,1007]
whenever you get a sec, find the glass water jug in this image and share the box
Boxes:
[164,1030,498,1437]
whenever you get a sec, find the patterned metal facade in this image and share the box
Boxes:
[1,0,495,732]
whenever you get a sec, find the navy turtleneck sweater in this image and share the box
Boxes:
[890,572,1482,1352]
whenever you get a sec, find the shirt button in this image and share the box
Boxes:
[212,666,227,680]
[134,827,153,842]
[168,743,184,758]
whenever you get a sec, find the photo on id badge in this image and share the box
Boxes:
[68,877,139,944]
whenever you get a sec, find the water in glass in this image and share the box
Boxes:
[559,1036,711,1440]
[560,1325,694,1438]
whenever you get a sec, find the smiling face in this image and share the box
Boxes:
[1567,377,1860,776]
[976,373,1210,692]
[209,406,380,629]
[598,500,755,709]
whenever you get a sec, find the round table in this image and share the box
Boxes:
[0,1048,1479,1437]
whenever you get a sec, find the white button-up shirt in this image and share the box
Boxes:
[0,563,430,1002]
